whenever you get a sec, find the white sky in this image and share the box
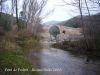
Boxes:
[5,0,100,23]
[42,0,79,23]
[42,0,100,23]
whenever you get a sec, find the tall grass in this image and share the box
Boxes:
[0,30,41,75]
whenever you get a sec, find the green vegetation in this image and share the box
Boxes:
[0,37,40,75]
[0,11,42,75]
[0,50,40,75]
[58,17,80,28]
[58,13,100,28]
[0,31,40,75]
[0,0,48,75]
[0,13,13,31]
[0,12,27,31]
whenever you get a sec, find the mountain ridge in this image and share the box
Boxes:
[43,20,62,25]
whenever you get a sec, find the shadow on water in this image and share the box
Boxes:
[26,41,100,75]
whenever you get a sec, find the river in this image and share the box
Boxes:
[27,41,100,75]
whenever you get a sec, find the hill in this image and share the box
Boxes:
[58,16,82,28]
[43,20,61,25]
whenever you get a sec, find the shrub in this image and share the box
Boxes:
[16,41,28,47]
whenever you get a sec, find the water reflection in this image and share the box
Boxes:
[86,55,94,64]
[27,41,100,75]
[40,43,50,50]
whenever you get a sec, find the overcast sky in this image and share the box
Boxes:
[6,0,100,23]
[42,0,79,23]
[42,0,100,23]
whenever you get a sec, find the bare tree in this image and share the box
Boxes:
[22,0,52,35]
[90,0,100,6]
[61,0,100,52]
[61,0,90,49]
[10,0,20,30]
[15,0,20,30]
[78,0,90,50]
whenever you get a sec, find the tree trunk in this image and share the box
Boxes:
[15,0,20,30]
[79,0,89,50]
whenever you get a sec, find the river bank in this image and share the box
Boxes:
[0,38,41,75]
[52,41,100,57]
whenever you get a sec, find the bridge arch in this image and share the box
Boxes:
[49,25,60,36]
[48,25,66,34]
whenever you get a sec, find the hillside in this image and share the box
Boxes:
[43,20,61,25]
[58,13,100,28]
[58,16,81,28]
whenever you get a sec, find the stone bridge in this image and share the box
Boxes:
[43,25,81,34]
[42,25,83,42]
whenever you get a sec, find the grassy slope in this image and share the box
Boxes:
[0,50,40,75]
[0,40,40,75]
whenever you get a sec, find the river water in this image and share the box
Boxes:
[27,41,100,75]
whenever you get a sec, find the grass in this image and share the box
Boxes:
[0,50,40,75]
[0,38,40,75]
[16,38,38,47]
[0,29,42,75]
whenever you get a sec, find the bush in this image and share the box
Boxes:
[0,42,21,50]
[16,41,28,47]
[0,13,12,31]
